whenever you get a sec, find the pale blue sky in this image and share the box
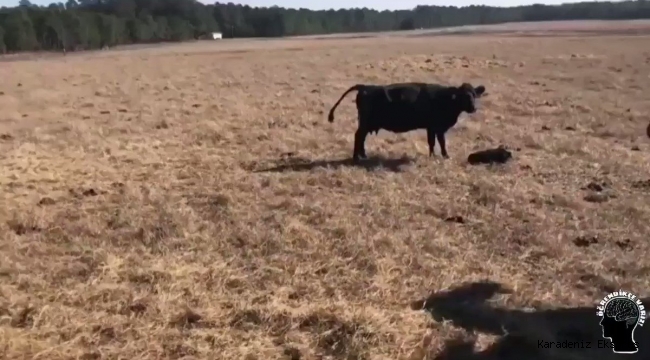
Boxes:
[0,0,617,11]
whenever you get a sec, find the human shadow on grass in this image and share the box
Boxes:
[411,280,649,360]
[253,154,414,173]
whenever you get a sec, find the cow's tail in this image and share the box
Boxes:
[328,84,364,123]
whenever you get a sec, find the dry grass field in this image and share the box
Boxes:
[2,20,650,360]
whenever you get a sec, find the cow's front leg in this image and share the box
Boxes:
[426,128,436,157]
[353,128,369,162]
[436,132,449,159]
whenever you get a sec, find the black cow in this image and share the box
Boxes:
[327,82,486,161]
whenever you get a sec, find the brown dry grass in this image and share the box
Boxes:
[1,22,650,360]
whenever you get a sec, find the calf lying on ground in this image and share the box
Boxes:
[327,82,486,161]
[467,146,512,165]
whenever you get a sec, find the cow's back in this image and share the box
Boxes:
[373,84,430,132]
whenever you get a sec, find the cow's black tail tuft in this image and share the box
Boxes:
[328,84,364,123]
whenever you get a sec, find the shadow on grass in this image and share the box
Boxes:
[410,280,649,360]
[253,154,414,173]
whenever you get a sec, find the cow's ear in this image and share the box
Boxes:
[475,85,486,97]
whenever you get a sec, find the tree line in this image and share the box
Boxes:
[1,0,650,53]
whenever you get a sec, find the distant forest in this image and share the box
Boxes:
[1,0,650,53]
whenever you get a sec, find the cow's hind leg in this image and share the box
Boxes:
[436,132,449,159]
[427,128,437,157]
[353,127,369,162]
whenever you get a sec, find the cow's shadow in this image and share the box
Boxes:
[411,280,650,360]
[253,154,414,173]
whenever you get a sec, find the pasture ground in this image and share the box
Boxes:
[1,20,650,360]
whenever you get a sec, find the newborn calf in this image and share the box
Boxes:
[467,146,513,165]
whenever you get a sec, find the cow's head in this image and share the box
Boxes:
[451,83,486,114]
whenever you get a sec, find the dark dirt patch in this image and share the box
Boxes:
[6,219,41,235]
[573,236,598,248]
[169,307,206,329]
[583,192,610,203]
[614,239,633,251]
[38,197,56,206]
[582,180,609,192]
[632,179,650,189]
[445,215,465,224]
